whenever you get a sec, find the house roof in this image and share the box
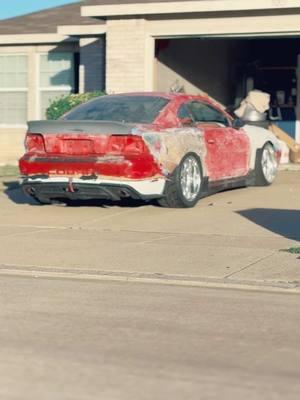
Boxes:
[0,2,104,35]
[84,0,194,3]
[82,0,300,18]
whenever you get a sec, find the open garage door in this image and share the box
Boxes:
[155,36,300,143]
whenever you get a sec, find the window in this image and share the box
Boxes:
[178,104,193,120]
[189,101,229,126]
[0,55,28,125]
[64,96,170,124]
[39,53,75,118]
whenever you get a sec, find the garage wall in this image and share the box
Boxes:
[156,38,245,105]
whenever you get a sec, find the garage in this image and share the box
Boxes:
[155,36,300,145]
[66,1,300,163]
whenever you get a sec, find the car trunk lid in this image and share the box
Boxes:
[27,120,136,156]
[22,120,161,179]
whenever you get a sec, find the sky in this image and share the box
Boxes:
[0,0,80,20]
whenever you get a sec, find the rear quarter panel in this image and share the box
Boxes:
[135,127,207,177]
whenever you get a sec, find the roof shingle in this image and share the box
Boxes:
[84,0,200,4]
[0,2,104,35]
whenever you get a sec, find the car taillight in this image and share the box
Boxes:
[25,134,45,153]
[107,135,146,156]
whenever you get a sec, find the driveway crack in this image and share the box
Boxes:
[224,250,277,279]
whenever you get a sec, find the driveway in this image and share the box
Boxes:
[0,171,299,291]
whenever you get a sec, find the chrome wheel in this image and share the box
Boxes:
[180,155,201,201]
[261,144,278,184]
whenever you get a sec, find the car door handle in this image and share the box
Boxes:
[208,139,215,144]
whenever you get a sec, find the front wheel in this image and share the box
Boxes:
[157,153,203,208]
[255,143,278,186]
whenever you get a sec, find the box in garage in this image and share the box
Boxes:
[290,146,300,163]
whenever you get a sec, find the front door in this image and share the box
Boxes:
[187,101,249,181]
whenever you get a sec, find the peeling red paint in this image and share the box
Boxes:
[19,92,276,188]
[20,133,162,179]
[203,125,250,180]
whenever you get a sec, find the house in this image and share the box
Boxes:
[1,0,300,164]
[0,2,105,164]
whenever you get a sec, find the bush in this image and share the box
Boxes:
[46,91,105,120]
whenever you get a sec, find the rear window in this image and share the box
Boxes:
[63,95,169,124]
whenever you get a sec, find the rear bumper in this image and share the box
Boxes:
[20,176,166,201]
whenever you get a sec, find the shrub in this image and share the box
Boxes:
[284,246,300,254]
[46,91,105,120]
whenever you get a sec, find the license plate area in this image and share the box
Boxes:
[62,139,93,155]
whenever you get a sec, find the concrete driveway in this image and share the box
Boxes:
[0,171,299,291]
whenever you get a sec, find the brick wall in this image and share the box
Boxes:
[79,36,105,93]
[106,18,147,93]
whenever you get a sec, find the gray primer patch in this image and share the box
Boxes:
[134,127,207,176]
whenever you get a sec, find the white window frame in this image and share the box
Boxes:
[0,53,28,128]
[37,52,75,120]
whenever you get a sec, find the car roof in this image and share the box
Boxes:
[107,92,225,109]
[104,92,179,99]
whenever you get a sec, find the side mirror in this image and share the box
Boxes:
[232,117,245,129]
[180,117,193,126]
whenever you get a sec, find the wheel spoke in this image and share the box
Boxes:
[180,156,201,201]
[261,145,277,183]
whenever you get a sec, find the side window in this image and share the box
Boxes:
[178,103,193,120]
[189,101,229,126]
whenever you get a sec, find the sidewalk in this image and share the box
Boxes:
[0,170,299,292]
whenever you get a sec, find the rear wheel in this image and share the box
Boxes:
[157,153,203,208]
[255,143,278,186]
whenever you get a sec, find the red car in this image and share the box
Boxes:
[19,92,281,208]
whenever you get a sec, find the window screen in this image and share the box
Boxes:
[0,92,27,125]
[0,55,27,88]
[39,53,74,118]
[0,55,28,125]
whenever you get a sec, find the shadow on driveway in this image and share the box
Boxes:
[237,208,300,242]
[2,180,150,208]
[2,180,38,205]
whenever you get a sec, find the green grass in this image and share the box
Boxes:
[282,246,300,254]
[0,165,19,177]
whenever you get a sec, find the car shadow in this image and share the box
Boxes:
[3,180,38,205]
[237,208,300,242]
[3,180,151,208]
[62,198,150,208]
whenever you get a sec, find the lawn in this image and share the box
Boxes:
[284,246,300,254]
[0,165,19,177]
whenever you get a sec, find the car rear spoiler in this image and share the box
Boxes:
[27,120,135,135]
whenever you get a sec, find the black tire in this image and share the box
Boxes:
[254,142,278,187]
[157,153,203,208]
